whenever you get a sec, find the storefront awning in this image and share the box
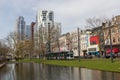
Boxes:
[106,48,119,54]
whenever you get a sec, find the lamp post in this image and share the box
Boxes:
[57,32,60,60]
[78,27,80,62]
[48,23,51,53]
[109,22,113,63]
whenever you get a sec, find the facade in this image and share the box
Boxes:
[87,35,100,55]
[36,10,61,40]
[15,16,26,41]
[86,15,120,57]
[59,34,67,51]
[37,10,54,27]
[86,27,102,57]
[70,30,78,57]
[33,23,40,53]
[31,22,36,41]
[103,15,120,56]
[51,34,67,52]
[34,10,61,54]
[80,30,89,56]
[25,25,31,40]
[68,29,88,57]
[36,10,54,53]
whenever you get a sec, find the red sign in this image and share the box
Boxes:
[90,36,99,45]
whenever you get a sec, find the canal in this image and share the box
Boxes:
[0,63,120,80]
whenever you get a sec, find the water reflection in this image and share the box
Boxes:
[0,63,120,80]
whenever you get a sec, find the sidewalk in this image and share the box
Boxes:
[0,63,5,68]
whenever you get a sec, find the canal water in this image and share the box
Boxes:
[0,63,120,80]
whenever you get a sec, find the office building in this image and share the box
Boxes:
[15,16,26,41]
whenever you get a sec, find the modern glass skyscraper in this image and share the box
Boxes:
[25,25,31,40]
[15,16,26,41]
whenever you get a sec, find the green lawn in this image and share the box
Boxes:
[19,58,120,72]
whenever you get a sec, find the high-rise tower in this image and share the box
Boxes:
[37,10,54,27]
[25,25,31,40]
[15,16,26,41]
[34,10,61,53]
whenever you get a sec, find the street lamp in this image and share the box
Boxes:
[78,27,80,62]
[109,21,113,63]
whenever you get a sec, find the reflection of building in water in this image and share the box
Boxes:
[101,71,120,80]
[81,68,102,80]
[91,70,102,80]
[81,68,92,80]
[73,67,81,80]
[81,68,120,80]
[114,72,120,80]
[68,67,81,80]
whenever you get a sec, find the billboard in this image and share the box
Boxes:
[90,36,99,45]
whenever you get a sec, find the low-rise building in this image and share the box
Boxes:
[103,15,120,56]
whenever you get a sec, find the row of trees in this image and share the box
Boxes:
[4,23,61,59]
[5,32,34,59]
[0,40,9,63]
[4,16,110,59]
[34,24,61,59]
[0,40,9,56]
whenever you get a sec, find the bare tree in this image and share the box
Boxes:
[66,33,73,51]
[15,41,25,58]
[35,24,61,59]
[22,40,34,58]
[6,32,17,57]
[85,17,109,28]
[85,17,109,57]
[0,40,9,57]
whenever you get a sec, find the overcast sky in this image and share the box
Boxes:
[0,0,120,39]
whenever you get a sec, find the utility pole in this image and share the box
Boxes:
[48,23,51,53]
[78,28,80,62]
[57,31,60,60]
[109,22,113,63]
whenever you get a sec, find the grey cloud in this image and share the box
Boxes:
[1,0,120,38]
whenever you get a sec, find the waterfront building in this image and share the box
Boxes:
[103,15,120,57]
[69,30,78,57]
[68,29,88,57]
[87,35,100,56]
[87,27,102,57]
[59,34,68,51]
[80,30,89,57]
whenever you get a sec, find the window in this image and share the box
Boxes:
[104,32,106,35]
[88,48,96,52]
[90,41,96,45]
[111,28,115,34]
[104,30,109,35]
[118,26,120,33]
[113,37,115,43]
[105,39,109,45]
[118,37,120,42]
[49,18,53,21]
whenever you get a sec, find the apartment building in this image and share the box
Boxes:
[68,29,89,57]
[103,15,120,55]
[34,10,61,54]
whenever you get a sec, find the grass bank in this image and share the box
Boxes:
[19,59,120,72]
